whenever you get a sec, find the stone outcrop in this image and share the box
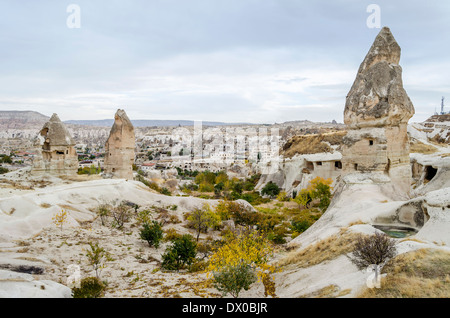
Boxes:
[341,27,415,198]
[103,109,135,179]
[31,113,78,176]
[344,27,414,128]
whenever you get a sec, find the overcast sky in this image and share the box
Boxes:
[0,0,449,124]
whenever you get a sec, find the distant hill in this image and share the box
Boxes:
[64,119,253,127]
[425,114,450,122]
[0,111,253,128]
[0,110,340,129]
[0,111,49,129]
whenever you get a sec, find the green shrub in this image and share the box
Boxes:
[212,263,257,298]
[290,212,319,237]
[268,225,288,244]
[0,155,12,164]
[160,187,172,196]
[195,171,217,185]
[242,181,255,191]
[256,213,282,233]
[96,203,110,226]
[161,234,197,271]
[294,177,333,212]
[139,221,164,248]
[186,204,221,241]
[199,182,215,192]
[85,242,107,279]
[261,181,280,198]
[228,202,260,226]
[163,228,182,242]
[189,259,208,272]
[276,191,290,202]
[136,209,153,225]
[214,182,224,194]
[137,175,161,192]
[77,165,101,175]
[240,191,270,205]
[72,277,105,298]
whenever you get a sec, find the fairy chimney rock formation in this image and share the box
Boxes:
[104,109,135,179]
[341,27,415,197]
[31,113,78,175]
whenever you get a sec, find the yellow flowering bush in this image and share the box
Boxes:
[52,209,68,231]
[206,229,277,297]
[294,176,333,212]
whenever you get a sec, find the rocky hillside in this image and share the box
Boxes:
[425,114,450,122]
[0,111,49,129]
[280,130,347,158]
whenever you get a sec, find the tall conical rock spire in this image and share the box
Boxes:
[341,27,414,199]
[31,113,78,176]
[344,27,415,129]
[40,113,75,146]
[104,109,136,179]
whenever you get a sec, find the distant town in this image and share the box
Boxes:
[0,110,344,177]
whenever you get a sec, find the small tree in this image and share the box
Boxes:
[160,187,172,196]
[110,201,132,229]
[96,204,110,226]
[207,229,276,298]
[52,209,68,231]
[161,234,197,271]
[349,232,397,286]
[187,204,221,241]
[229,202,259,227]
[212,262,257,298]
[261,181,280,198]
[139,221,164,248]
[293,188,312,209]
[276,191,290,202]
[85,242,107,279]
[309,177,333,212]
[293,177,333,212]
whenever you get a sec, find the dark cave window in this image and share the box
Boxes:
[424,166,437,182]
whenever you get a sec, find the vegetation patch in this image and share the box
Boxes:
[281,131,347,158]
[358,248,450,298]
[300,284,352,298]
[278,229,360,269]
[410,140,438,154]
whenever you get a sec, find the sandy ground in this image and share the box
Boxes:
[0,170,229,297]
[8,212,226,298]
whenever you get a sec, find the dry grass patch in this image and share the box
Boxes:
[410,140,438,154]
[358,248,450,298]
[348,220,365,227]
[300,284,352,298]
[281,131,347,158]
[278,229,360,268]
[59,204,82,212]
